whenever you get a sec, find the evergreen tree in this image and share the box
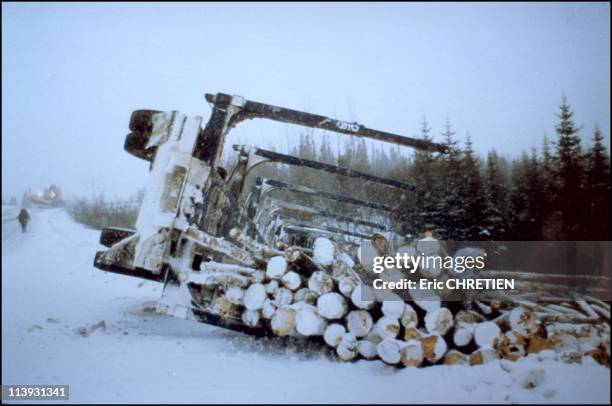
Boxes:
[537,134,556,235]
[318,135,335,165]
[387,145,411,180]
[288,132,319,206]
[316,134,342,212]
[436,119,464,239]
[508,149,547,240]
[335,138,356,203]
[508,153,531,239]
[525,148,546,239]
[297,132,317,161]
[483,150,509,240]
[459,135,486,240]
[542,134,553,176]
[354,139,370,172]
[552,97,585,239]
[584,126,610,239]
[399,118,439,236]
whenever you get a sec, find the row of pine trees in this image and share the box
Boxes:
[252,98,609,241]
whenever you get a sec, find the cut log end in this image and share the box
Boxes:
[421,334,447,364]
[281,271,302,291]
[375,316,400,340]
[295,305,326,336]
[401,342,424,367]
[317,292,347,320]
[243,283,267,310]
[347,310,374,338]
[308,271,334,295]
[324,323,346,347]
[271,306,296,336]
[266,256,288,279]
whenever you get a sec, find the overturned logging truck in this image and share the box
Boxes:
[94,93,610,367]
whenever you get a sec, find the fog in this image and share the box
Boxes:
[2,2,609,201]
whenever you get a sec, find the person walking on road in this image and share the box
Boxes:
[18,208,31,233]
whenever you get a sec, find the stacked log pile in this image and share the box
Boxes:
[194,229,610,368]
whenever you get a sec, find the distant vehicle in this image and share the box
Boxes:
[23,184,65,207]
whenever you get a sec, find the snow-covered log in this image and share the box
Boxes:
[412,292,442,313]
[507,306,537,336]
[469,348,499,365]
[188,269,252,288]
[455,309,485,324]
[285,249,321,276]
[453,325,474,347]
[294,288,317,305]
[295,305,326,336]
[337,276,357,298]
[243,283,267,310]
[499,331,527,361]
[336,333,358,361]
[403,327,423,341]
[351,284,375,310]
[271,306,296,336]
[357,339,378,359]
[261,298,277,319]
[400,341,424,367]
[346,310,374,338]
[308,271,334,295]
[212,296,236,318]
[400,303,418,328]
[313,237,335,266]
[281,271,302,291]
[266,256,288,279]
[188,235,610,369]
[474,321,502,348]
[241,309,260,328]
[371,232,391,255]
[332,252,356,282]
[265,280,279,295]
[252,270,266,283]
[225,287,244,305]
[323,323,345,347]
[424,307,454,336]
[375,316,400,339]
[272,287,293,307]
[317,292,347,320]
[228,227,282,260]
[443,350,468,365]
[381,299,405,320]
[377,338,403,365]
[421,334,447,363]
[475,300,493,315]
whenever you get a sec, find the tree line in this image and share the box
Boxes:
[259,97,609,241]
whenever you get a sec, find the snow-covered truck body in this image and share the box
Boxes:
[93,92,448,335]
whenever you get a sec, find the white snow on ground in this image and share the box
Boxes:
[2,206,610,404]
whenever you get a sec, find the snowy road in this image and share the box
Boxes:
[2,207,610,403]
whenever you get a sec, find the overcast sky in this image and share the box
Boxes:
[2,2,610,200]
